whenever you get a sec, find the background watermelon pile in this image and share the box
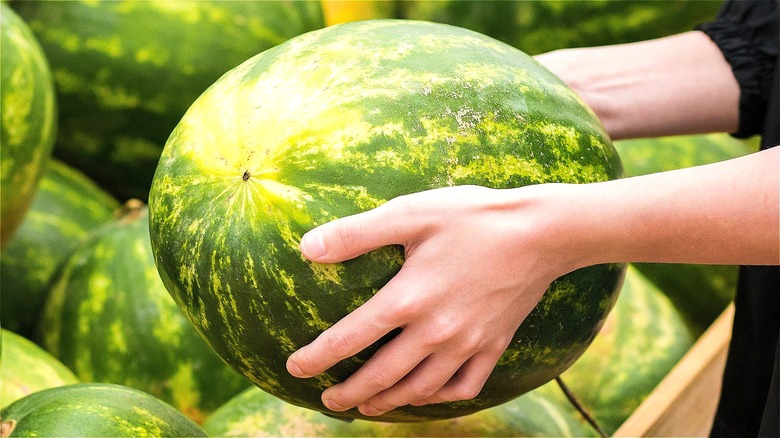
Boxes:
[1,0,756,436]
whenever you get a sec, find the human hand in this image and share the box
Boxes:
[286,185,576,417]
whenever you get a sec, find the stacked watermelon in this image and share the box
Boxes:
[1,329,79,409]
[2,0,748,435]
[0,3,56,249]
[38,203,251,423]
[194,266,692,437]
[0,160,120,338]
[11,0,326,202]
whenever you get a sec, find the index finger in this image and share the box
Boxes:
[286,278,407,378]
[300,194,427,264]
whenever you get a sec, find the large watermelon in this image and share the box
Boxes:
[202,380,597,437]
[0,3,57,248]
[12,0,325,202]
[0,329,79,409]
[614,133,757,334]
[149,20,624,422]
[559,266,695,434]
[38,203,250,424]
[0,383,206,437]
[0,160,119,338]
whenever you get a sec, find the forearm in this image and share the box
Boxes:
[536,31,740,140]
[543,148,780,268]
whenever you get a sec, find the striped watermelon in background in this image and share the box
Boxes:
[559,266,696,435]
[38,203,250,424]
[0,383,207,437]
[202,380,597,437]
[398,0,723,55]
[0,329,79,410]
[0,3,56,249]
[149,19,625,422]
[11,0,326,202]
[202,266,693,436]
[0,160,120,339]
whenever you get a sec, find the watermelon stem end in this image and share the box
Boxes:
[555,376,608,437]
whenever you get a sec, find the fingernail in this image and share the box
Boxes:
[323,397,348,412]
[301,231,326,259]
[286,357,306,378]
[359,404,382,416]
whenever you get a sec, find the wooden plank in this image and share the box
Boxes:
[614,303,734,437]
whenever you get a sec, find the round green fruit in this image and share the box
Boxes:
[559,266,695,434]
[202,381,596,437]
[0,329,79,409]
[0,3,56,248]
[0,160,119,338]
[149,20,625,422]
[12,0,325,201]
[0,383,206,437]
[398,0,722,55]
[39,203,250,424]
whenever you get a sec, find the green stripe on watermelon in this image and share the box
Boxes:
[559,265,695,434]
[38,203,250,424]
[614,133,756,334]
[0,383,206,437]
[202,380,597,437]
[12,0,326,202]
[0,329,79,409]
[0,3,56,248]
[1,160,119,338]
[149,19,625,422]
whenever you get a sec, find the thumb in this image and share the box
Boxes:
[300,198,417,263]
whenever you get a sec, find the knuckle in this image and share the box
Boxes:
[422,317,461,348]
[365,367,396,392]
[335,218,365,253]
[409,380,439,399]
[442,381,483,402]
[325,328,356,358]
[380,294,421,325]
[494,334,514,353]
[459,331,485,354]
[452,383,483,401]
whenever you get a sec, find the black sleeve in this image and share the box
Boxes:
[695,0,779,139]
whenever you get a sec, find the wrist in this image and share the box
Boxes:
[503,183,601,276]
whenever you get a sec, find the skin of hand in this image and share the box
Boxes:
[287,185,573,416]
[287,148,779,417]
[534,31,740,139]
[286,30,778,416]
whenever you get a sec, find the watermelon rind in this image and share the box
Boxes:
[149,19,625,422]
[0,383,206,437]
[398,0,722,55]
[38,204,250,424]
[11,0,326,202]
[559,265,696,434]
[202,380,597,437]
[0,3,57,248]
[0,160,120,338]
[0,329,79,410]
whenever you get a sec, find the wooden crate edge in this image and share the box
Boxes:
[613,303,734,437]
